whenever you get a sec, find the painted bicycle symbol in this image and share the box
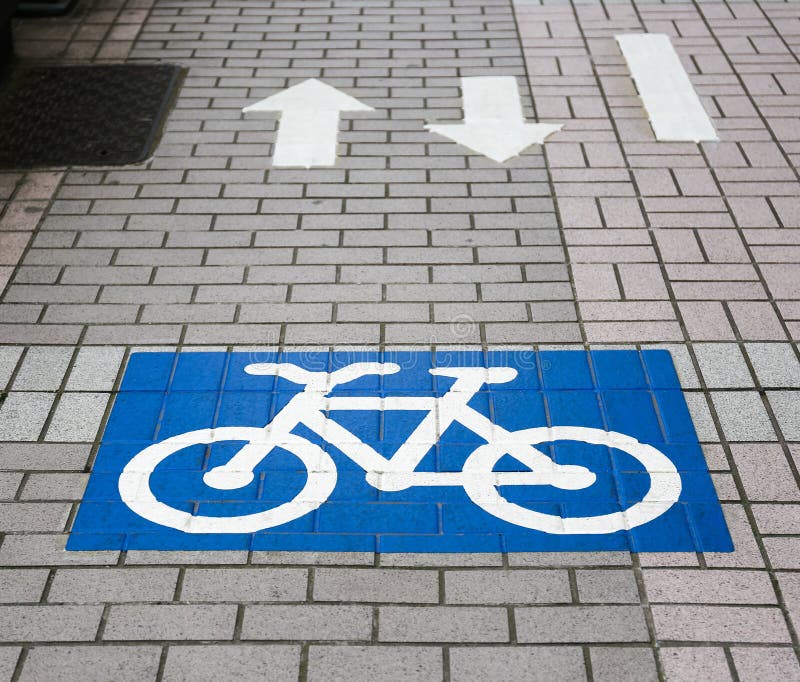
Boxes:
[119,362,682,535]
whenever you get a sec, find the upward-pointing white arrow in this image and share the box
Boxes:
[426,76,562,163]
[242,79,374,169]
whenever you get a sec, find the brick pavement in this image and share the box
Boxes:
[0,0,799,679]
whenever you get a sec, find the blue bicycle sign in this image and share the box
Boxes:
[69,350,732,553]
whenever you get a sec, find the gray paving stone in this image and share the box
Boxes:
[195,284,287,303]
[0,304,44,324]
[752,504,800,535]
[711,392,777,441]
[20,473,88,501]
[435,302,527,322]
[77,231,163,248]
[776,572,800,633]
[140,304,237,324]
[99,286,193,304]
[242,604,372,641]
[293,283,382,303]
[445,569,571,604]
[83,325,183,346]
[575,569,640,604]
[338,302,430,322]
[183,324,281,345]
[20,646,161,682]
[124,550,248,566]
[763,537,800,569]
[0,502,70,532]
[378,606,509,643]
[643,569,777,605]
[48,568,179,604]
[0,648,20,681]
[694,344,754,389]
[4,285,98,304]
[449,646,586,682]
[433,264,522,283]
[313,567,438,604]
[25,249,112,267]
[340,265,427,284]
[590,647,658,682]
[154,265,244,285]
[180,567,307,602]
[683,392,720,443]
[766,391,800,440]
[515,606,649,643]
[0,347,22,390]
[746,343,800,388]
[704,505,766,570]
[0,569,48,603]
[249,265,336,285]
[12,347,72,391]
[64,347,124,391]
[238,303,332,323]
[731,444,800,501]
[45,393,108,442]
[103,604,237,641]
[43,304,139,325]
[659,647,733,682]
[206,248,292,266]
[379,553,503,568]
[0,443,89,471]
[163,645,300,682]
[0,472,22,500]
[115,249,205,268]
[61,266,152,285]
[307,646,442,682]
[508,552,632,568]
[651,606,791,643]
[0,605,103,641]
[731,647,800,682]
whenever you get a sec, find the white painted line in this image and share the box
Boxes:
[242,79,374,168]
[615,33,718,143]
[425,76,562,163]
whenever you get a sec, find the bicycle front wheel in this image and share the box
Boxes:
[462,426,682,535]
[118,427,337,533]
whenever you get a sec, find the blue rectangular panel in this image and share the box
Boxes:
[69,350,733,552]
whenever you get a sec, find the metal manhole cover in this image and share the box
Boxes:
[0,64,182,168]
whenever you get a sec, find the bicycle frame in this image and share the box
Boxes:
[204,366,559,492]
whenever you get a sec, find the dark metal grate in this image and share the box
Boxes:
[0,64,182,168]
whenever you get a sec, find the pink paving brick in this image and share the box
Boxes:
[618,264,670,300]
[599,197,646,228]
[698,231,750,263]
[655,231,706,263]
[572,263,621,300]
[678,302,737,340]
[728,197,780,227]
[557,197,603,228]
[771,197,800,228]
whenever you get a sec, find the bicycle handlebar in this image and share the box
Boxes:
[244,362,401,387]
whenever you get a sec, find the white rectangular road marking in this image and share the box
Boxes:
[615,33,718,143]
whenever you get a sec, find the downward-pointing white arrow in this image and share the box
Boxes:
[242,79,374,168]
[426,76,562,163]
